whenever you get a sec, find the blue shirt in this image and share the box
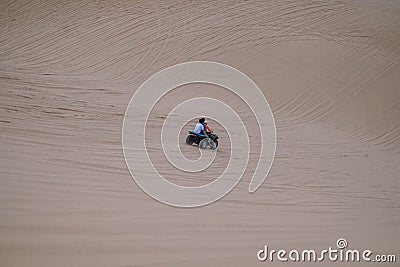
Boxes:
[194,123,206,134]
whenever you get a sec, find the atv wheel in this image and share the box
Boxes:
[199,138,216,150]
[214,140,218,148]
[186,135,195,145]
[186,135,196,145]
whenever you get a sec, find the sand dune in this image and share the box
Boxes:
[1,0,399,266]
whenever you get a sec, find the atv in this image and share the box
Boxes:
[186,131,218,149]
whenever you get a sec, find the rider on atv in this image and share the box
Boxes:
[204,120,213,133]
[187,118,219,149]
[193,118,209,137]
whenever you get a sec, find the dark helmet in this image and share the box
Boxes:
[199,118,205,123]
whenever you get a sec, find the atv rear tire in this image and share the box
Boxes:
[186,135,195,145]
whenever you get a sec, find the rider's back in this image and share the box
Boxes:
[194,123,205,134]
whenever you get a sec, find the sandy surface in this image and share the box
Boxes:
[1,0,399,266]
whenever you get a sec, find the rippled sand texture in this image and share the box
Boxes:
[1,1,399,266]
